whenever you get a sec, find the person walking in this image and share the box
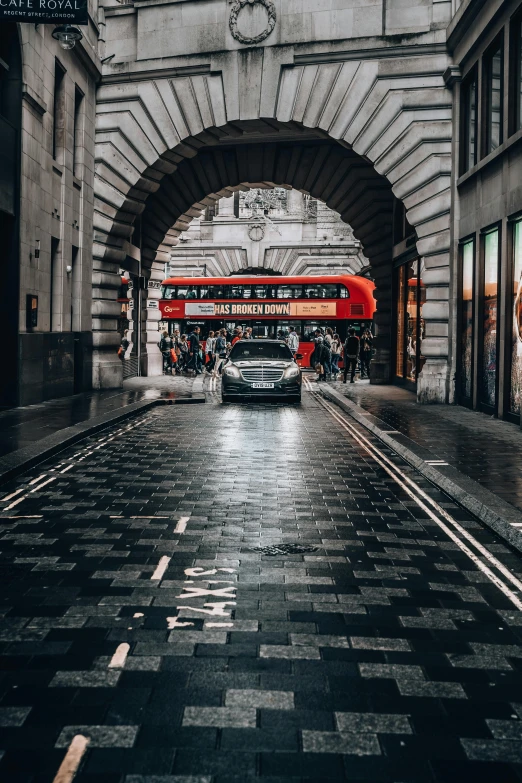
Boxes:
[159,330,174,374]
[178,334,189,373]
[287,325,299,357]
[231,327,243,346]
[330,332,342,379]
[311,336,329,382]
[172,329,182,374]
[205,330,216,373]
[212,329,228,378]
[360,329,373,379]
[188,326,201,374]
[244,327,253,340]
[343,328,360,384]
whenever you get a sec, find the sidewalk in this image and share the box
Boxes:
[0,375,199,484]
[319,379,522,550]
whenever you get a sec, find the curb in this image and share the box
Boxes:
[0,399,170,487]
[318,384,522,555]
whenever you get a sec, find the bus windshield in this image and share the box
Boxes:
[230,342,293,361]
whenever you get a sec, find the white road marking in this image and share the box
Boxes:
[167,616,194,629]
[52,734,90,783]
[28,473,48,486]
[151,556,171,581]
[174,516,190,533]
[60,465,74,474]
[108,643,130,668]
[206,622,234,627]
[307,383,522,611]
[29,476,56,493]
[2,488,26,503]
[4,495,29,511]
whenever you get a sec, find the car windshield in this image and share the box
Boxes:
[230,342,293,361]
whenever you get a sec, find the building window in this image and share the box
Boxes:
[52,60,66,161]
[461,71,477,172]
[459,239,474,402]
[73,87,83,178]
[50,237,59,331]
[480,228,500,409]
[510,220,522,415]
[483,39,503,155]
[510,10,522,135]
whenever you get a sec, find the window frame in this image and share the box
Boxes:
[482,34,504,158]
[509,8,522,136]
[457,236,476,407]
[460,67,478,174]
[478,224,502,413]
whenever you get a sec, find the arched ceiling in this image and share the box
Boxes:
[140,140,394,276]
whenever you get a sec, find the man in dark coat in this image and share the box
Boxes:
[311,337,330,382]
[188,326,201,374]
[343,328,360,384]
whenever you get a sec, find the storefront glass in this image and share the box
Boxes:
[510,221,522,414]
[481,229,499,408]
[396,265,405,377]
[460,240,474,400]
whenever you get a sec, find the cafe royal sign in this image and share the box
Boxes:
[0,0,87,25]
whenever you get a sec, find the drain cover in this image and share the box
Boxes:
[250,544,318,555]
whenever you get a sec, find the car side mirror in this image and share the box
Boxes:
[295,354,303,360]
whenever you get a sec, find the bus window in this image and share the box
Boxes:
[277,284,303,299]
[252,322,277,339]
[207,285,226,299]
[186,287,198,299]
[229,285,250,299]
[161,285,176,299]
[253,285,268,299]
[339,284,350,298]
[199,285,209,299]
[177,286,188,299]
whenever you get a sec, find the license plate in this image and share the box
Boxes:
[251,382,274,388]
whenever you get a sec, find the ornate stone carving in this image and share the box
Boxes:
[248,224,265,241]
[229,0,276,46]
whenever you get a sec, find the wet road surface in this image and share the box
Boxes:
[1,390,522,782]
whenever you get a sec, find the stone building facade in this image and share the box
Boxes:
[1,8,101,407]
[8,0,522,417]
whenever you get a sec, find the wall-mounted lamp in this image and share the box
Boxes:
[52,24,83,50]
[66,265,73,274]
[34,239,40,260]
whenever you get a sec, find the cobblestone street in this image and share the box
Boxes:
[1,391,522,782]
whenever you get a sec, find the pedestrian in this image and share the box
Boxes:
[324,327,335,378]
[212,328,228,378]
[172,329,182,374]
[118,329,130,361]
[205,330,216,373]
[159,330,174,374]
[231,328,243,346]
[360,328,373,379]
[244,327,253,340]
[187,326,202,374]
[343,328,360,384]
[287,325,299,357]
[330,332,342,379]
[311,336,329,382]
[179,334,189,372]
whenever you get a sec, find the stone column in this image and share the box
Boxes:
[216,195,235,218]
[286,189,304,216]
[141,264,164,376]
[92,254,124,389]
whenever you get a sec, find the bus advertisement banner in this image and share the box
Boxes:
[184,302,337,317]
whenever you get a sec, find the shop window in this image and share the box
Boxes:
[461,71,477,173]
[395,259,425,384]
[459,240,474,402]
[480,228,500,409]
[52,60,66,161]
[510,220,522,415]
[483,39,503,155]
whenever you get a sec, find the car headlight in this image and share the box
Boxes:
[283,365,300,378]
[223,365,240,378]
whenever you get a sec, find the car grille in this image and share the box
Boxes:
[240,367,284,383]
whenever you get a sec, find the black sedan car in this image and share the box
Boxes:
[221,340,302,403]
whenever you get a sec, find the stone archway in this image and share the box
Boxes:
[94,52,452,401]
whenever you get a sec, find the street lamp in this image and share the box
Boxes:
[52,25,83,50]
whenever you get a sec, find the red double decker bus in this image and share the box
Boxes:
[159,274,376,367]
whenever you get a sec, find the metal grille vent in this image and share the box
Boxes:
[250,544,318,555]
[350,303,365,316]
[240,367,283,383]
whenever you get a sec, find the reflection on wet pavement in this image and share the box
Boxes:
[0,376,195,458]
[336,381,522,514]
